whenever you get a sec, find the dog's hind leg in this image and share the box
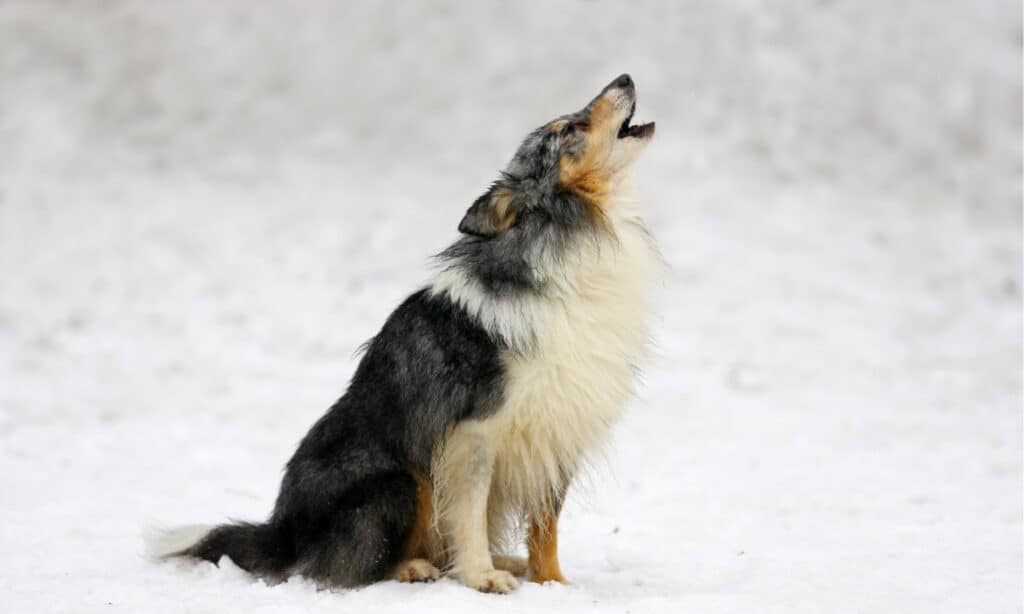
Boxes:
[492,554,529,576]
[294,471,420,587]
[393,558,440,582]
[393,472,441,583]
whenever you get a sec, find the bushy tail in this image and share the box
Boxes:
[145,522,291,579]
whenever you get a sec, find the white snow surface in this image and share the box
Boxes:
[1,2,1021,613]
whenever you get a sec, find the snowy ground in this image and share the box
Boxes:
[1,2,1021,613]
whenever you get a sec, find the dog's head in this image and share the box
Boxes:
[458,74,655,238]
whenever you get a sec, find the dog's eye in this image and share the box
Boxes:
[562,122,586,138]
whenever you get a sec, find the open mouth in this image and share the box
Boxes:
[617,102,655,139]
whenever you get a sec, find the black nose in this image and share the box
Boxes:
[612,74,634,89]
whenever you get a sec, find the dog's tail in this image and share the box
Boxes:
[145,522,291,578]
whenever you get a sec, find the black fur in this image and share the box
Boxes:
[442,183,597,297]
[181,289,504,586]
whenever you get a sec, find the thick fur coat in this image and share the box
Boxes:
[149,74,660,594]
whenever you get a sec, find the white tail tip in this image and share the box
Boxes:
[143,524,213,560]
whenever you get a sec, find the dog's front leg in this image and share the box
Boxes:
[445,428,518,593]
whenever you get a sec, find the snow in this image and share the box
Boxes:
[1,2,1021,613]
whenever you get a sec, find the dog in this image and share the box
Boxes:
[149,74,660,594]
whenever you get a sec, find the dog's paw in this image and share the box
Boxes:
[394,558,440,583]
[528,559,568,584]
[462,568,519,593]
[492,555,529,576]
[530,569,568,585]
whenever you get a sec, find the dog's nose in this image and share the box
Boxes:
[612,74,634,90]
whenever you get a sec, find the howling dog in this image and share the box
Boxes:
[150,74,660,593]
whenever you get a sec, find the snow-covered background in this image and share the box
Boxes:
[1,2,1020,612]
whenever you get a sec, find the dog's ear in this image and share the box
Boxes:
[458,186,519,238]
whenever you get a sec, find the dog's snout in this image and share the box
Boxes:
[612,74,634,90]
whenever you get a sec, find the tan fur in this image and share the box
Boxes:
[557,92,649,227]
[486,187,519,234]
[492,554,529,576]
[393,558,440,583]
[559,97,617,215]
[400,472,440,562]
[528,508,566,584]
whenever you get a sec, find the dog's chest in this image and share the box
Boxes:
[430,213,660,523]
[488,221,659,497]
